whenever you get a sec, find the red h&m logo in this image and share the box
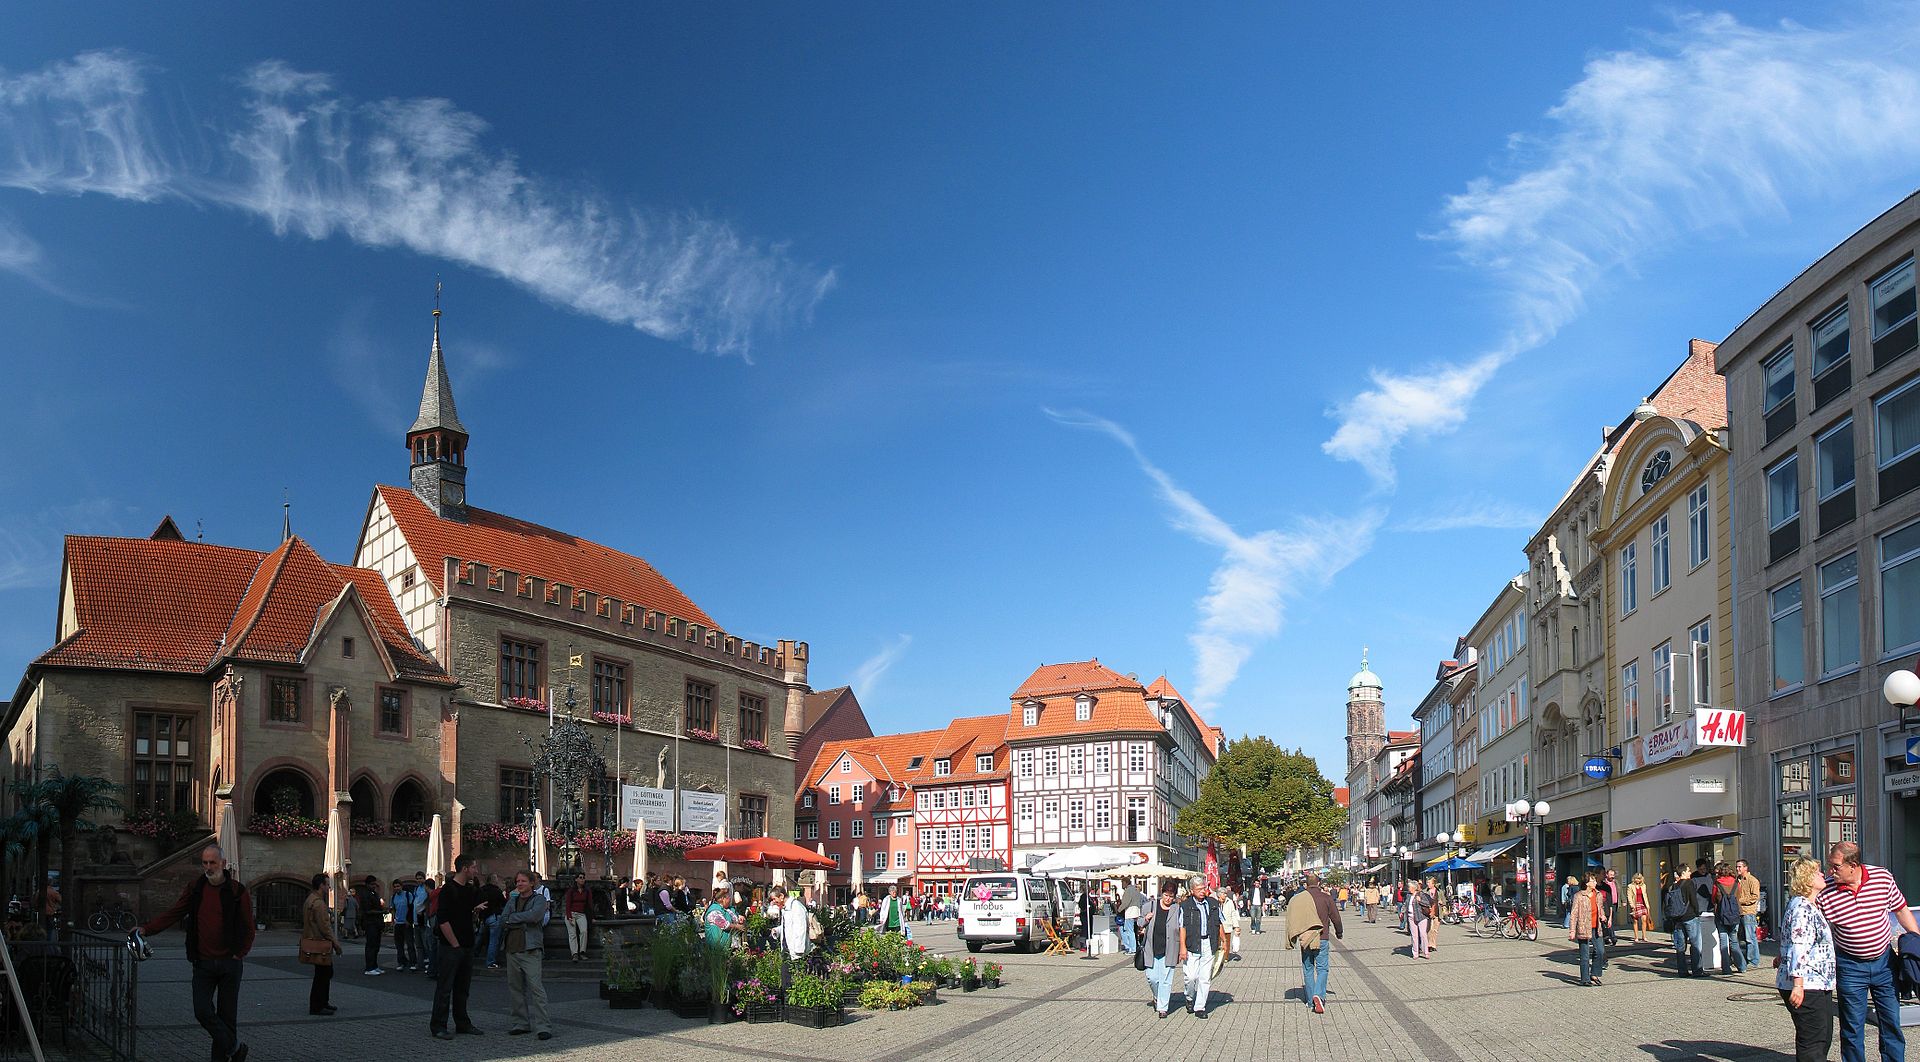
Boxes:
[1694,708,1747,748]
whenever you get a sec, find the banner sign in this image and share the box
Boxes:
[621,785,673,830]
[1582,757,1613,780]
[1624,716,1696,773]
[1695,708,1748,748]
[679,790,726,834]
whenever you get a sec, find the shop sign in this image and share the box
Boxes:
[1695,708,1748,748]
[1688,776,1727,794]
[1905,736,1920,766]
[1625,717,1696,772]
[1884,769,1920,793]
[621,785,675,830]
[1582,757,1613,780]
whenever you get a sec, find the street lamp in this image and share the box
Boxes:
[1885,669,1920,727]
[1507,798,1552,921]
[528,683,606,880]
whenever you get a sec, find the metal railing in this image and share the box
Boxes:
[0,930,136,1061]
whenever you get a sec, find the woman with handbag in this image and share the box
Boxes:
[301,873,343,1016]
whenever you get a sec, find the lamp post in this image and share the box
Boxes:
[528,683,606,880]
[1507,798,1552,921]
[1434,830,1465,912]
[1885,669,1920,726]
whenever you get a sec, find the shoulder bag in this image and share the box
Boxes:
[298,937,334,966]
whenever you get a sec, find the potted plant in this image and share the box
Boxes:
[906,979,938,1006]
[733,972,781,1022]
[983,961,1004,988]
[784,973,846,1028]
[959,956,980,992]
[672,960,713,1020]
[606,960,649,1009]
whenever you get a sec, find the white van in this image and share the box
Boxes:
[956,873,1076,953]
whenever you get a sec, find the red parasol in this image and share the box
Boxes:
[682,836,838,870]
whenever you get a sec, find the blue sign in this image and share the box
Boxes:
[1582,757,1613,780]
[1907,736,1920,766]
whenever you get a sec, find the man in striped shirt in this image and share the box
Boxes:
[1815,842,1918,1062]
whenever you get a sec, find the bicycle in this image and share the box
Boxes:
[1438,898,1468,926]
[88,899,137,933]
[1499,902,1539,941]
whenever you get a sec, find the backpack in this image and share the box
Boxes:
[1713,883,1740,930]
[1662,883,1691,923]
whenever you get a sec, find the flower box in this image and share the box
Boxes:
[591,711,632,726]
[686,728,719,744]
[504,696,547,712]
[707,1002,737,1024]
[741,739,770,753]
[668,995,711,1021]
[741,1002,783,1024]
[783,1004,846,1029]
[607,987,649,1009]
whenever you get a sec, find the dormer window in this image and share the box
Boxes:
[1022,700,1039,727]
[976,753,993,773]
[1074,694,1094,721]
[907,756,924,771]
[801,792,814,809]
[934,759,952,777]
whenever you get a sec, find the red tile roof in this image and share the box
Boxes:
[799,729,946,798]
[376,484,715,628]
[1009,687,1164,742]
[1388,730,1420,744]
[1012,658,1132,698]
[38,534,447,682]
[1146,674,1218,758]
[1334,787,1350,808]
[910,714,1009,785]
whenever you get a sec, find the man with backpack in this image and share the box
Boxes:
[1664,867,1702,976]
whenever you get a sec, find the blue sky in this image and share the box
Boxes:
[6,3,1920,777]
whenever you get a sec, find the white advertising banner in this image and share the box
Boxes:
[622,785,674,830]
[679,790,727,834]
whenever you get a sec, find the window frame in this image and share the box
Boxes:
[683,677,716,734]
[1649,514,1671,595]
[1818,552,1862,679]
[1812,301,1852,379]
[1879,518,1920,656]
[1817,417,1858,501]
[376,685,410,740]
[976,753,993,774]
[1620,542,1638,616]
[129,707,197,817]
[1763,343,1796,414]
[1620,663,1639,740]
[497,764,536,825]
[263,673,311,730]
[1871,258,1917,341]
[590,656,629,718]
[498,635,546,704]
[1770,578,1808,695]
[1687,484,1710,569]
[1874,375,1920,471]
[1652,641,1674,723]
[1767,454,1802,531]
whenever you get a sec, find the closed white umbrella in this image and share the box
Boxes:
[630,817,648,885]
[772,868,787,889]
[816,842,829,887]
[851,846,864,893]
[712,818,728,883]
[529,810,549,880]
[322,808,345,906]
[216,801,242,880]
[425,813,447,882]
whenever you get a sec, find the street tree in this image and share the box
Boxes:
[1175,737,1345,866]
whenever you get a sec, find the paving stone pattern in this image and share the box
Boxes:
[126,914,1865,1061]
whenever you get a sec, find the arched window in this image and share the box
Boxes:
[253,878,310,928]
[349,777,381,824]
[391,778,431,825]
[253,767,317,819]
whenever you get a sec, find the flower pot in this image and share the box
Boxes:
[708,1002,737,1024]
[783,1003,846,1029]
[985,977,1001,989]
[598,980,610,1000]
[961,979,979,992]
[607,987,649,1009]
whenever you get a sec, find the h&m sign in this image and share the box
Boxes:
[1694,708,1747,748]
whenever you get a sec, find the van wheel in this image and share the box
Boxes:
[966,941,983,953]
[1026,938,1045,954]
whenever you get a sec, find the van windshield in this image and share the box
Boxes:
[964,876,1018,900]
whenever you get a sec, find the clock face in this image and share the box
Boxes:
[445,481,465,506]
[1641,450,1671,493]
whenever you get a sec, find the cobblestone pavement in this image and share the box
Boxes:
[122,913,1855,1061]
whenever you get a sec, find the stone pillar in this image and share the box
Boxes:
[328,687,352,862]
[777,639,810,756]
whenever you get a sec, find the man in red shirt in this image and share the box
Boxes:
[1815,842,1919,1062]
[140,843,257,1062]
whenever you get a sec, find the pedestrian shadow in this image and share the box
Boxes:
[1640,1039,1791,1061]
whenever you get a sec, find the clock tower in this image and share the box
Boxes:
[406,297,469,520]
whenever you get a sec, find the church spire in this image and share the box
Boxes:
[407,282,470,520]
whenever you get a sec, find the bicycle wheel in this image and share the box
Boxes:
[87,912,108,933]
[114,910,137,932]
[1501,917,1519,939]
[1524,918,1538,942]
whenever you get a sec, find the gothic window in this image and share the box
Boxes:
[268,677,303,724]
[131,711,194,815]
[684,679,716,733]
[499,637,544,702]
[738,693,767,743]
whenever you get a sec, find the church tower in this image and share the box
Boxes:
[1345,648,1386,773]
[407,295,468,520]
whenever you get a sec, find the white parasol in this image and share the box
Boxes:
[215,801,242,880]
[529,809,549,880]
[322,808,345,909]
[851,846,864,893]
[630,816,647,885]
[425,812,448,882]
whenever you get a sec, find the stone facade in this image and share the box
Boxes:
[1719,190,1920,902]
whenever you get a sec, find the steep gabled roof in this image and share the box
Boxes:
[37,534,447,682]
[1012,658,1132,699]
[1009,687,1164,742]
[799,729,945,799]
[377,485,714,628]
[1146,674,1218,758]
[910,714,1010,785]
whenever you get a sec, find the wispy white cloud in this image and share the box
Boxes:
[0,499,126,591]
[1046,408,1382,705]
[0,215,43,277]
[1396,495,1542,533]
[0,52,834,356]
[1326,8,1920,487]
[850,634,913,698]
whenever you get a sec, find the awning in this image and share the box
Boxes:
[1464,837,1525,863]
[868,870,909,885]
[1409,846,1446,865]
[1361,863,1388,875]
